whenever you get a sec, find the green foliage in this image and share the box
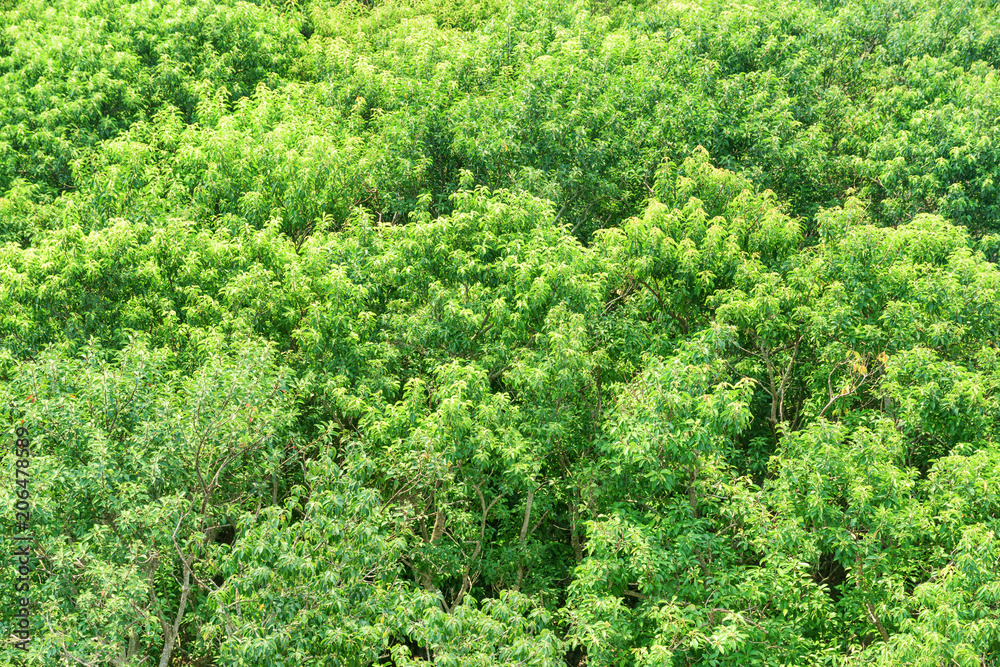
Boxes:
[0,0,304,195]
[1,338,297,665]
[206,451,418,665]
[3,0,1000,664]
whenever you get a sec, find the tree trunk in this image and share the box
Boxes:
[158,563,191,667]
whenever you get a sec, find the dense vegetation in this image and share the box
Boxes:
[2,0,1000,664]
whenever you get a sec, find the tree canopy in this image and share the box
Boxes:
[2,0,999,665]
